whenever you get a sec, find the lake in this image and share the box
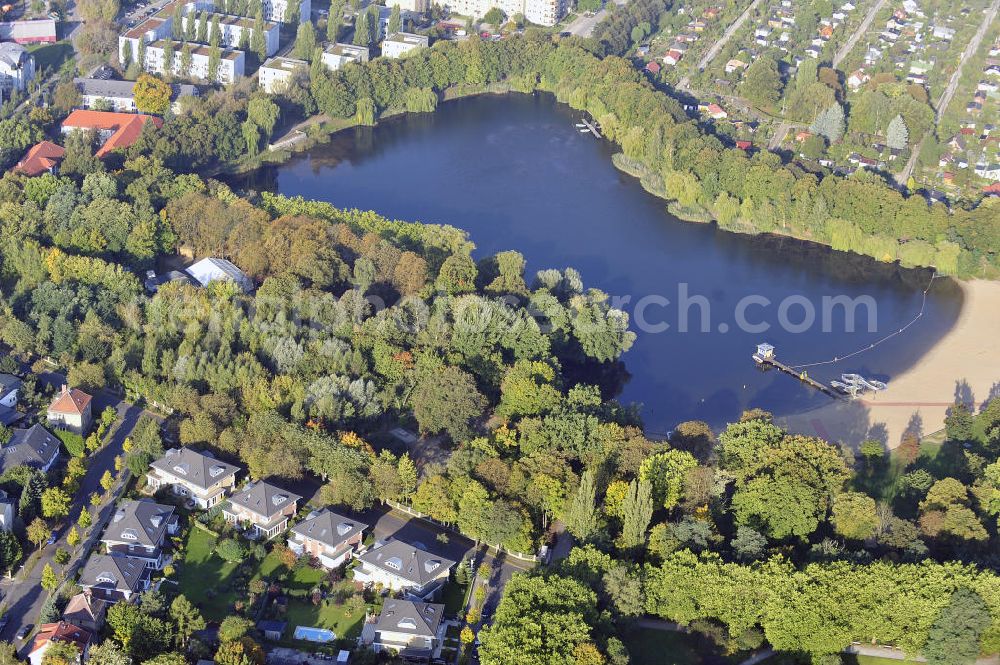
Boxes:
[237,92,963,435]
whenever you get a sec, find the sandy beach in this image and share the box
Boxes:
[779,279,1000,449]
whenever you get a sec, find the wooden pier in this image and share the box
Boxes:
[580,117,602,139]
[752,343,842,399]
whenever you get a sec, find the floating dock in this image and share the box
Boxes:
[579,117,602,139]
[752,343,842,399]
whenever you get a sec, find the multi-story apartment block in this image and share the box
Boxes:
[321,42,369,72]
[146,447,241,509]
[178,12,279,56]
[0,42,35,94]
[144,40,246,84]
[444,0,566,26]
[258,56,306,93]
[380,32,427,58]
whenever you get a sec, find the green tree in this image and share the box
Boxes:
[831,492,878,541]
[252,10,267,61]
[41,487,71,519]
[41,562,59,591]
[564,469,598,541]
[207,44,221,82]
[161,40,175,76]
[639,450,698,510]
[218,616,255,643]
[27,517,50,550]
[618,479,653,551]
[411,366,485,442]
[739,55,782,108]
[0,530,23,574]
[295,21,316,62]
[387,4,401,34]
[886,114,908,150]
[170,594,206,648]
[924,588,990,665]
[87,642,130,665]
[352,9,370,46]
[326,0,342,41]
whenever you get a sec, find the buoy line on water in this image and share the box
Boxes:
[786,271,938,371]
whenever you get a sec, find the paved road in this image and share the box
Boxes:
[897,0,1000,185]
[0,386,152,649]
[564,10,606,37]
[831,0,889,68]
[697,0,765,71]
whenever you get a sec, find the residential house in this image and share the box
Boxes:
[645,61,661,75]
[932,25,955,40]
[78,554,151,602]
[223,481,301,540]
[62,592,109,632]
[288,509,367,568]
[257,620,287,641]
[28,622,92,665]
[704,103,727,120]
[360,600,445,661]
[61,110,163,158]
[0,42,35,93]
[14,141,65,178]
[663,49,682,65]
[100,499,178,569]
[0,424,61,476]
[0,490,14,532]
[0,372,23,425]
[46,385,93,435]
[975,163,1000,181]
[353,539,455,600]
[146,447,241,509]
[380,32,427,58]
[74,78,198,113]
[725,58,748,74]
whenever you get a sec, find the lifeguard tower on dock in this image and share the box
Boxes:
[753,343,775,363]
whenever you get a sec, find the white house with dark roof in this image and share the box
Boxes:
[0,42,35,93]
[0,372,23,426]
[0,423,60,475]
[353,539,454,600]
[100,499,178,569]
[222,481,301,540]
[78,554,151,602]
[0,489,14,532]
[360,599,445,660]
[288,509,367,568]
[146,447,241,509]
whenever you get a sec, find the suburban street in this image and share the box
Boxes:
[696,0,765,70]
[831,0,889,68]
[0,384,155,650]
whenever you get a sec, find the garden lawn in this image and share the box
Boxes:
[281,597,365,643]
[441,579,469,616]
[28,42,74,70]
[622,628,740,665]
[55,430,85,458]
[253,553,327,591]
[175,527,240,621]
[847,656,922,665]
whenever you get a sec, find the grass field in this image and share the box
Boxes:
[441,579,470,615]
[28,42,74,71]
[281,597,365,643]
[622,628,726,665]
[54,429,85,458]
[846,654,922,665]
[175,527,240,621]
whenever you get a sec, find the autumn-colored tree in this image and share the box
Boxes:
[134,74,173,115]
[27,518,50,550]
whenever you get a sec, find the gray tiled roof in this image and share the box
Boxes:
[0,424,60,474]
[291,509,367,548]
[74,77,199,101]
[78,554,148,593]
[375,599,443,638]
[0,373,21,397]
[101,499,175,548]
[357,540,454,586]
[228,481,301,520]
[150,448,240,490]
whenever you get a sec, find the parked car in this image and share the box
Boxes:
[47,531,58,545]
[16,624,33,640]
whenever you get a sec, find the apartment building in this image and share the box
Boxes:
[380,32,427,58]
[321,42,369,71]
[258,56,306,93]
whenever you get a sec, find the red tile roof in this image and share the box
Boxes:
[15,140,65,177]
[29,622,92,657]
[735,140,752,150]
[983,182,1000,194]
[49,385,92,416]
[61,110,163,158]
[645,61,661,74]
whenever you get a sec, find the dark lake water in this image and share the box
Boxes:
[237,92,963,434]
